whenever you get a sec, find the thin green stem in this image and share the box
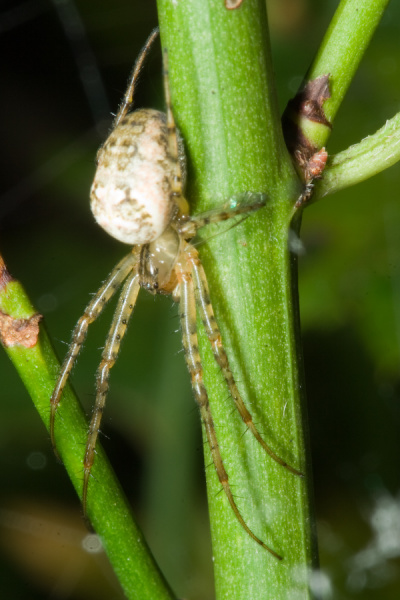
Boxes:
[157,0,315,598]
[309,0,390,124]
[286,0,390,153]
[2,1,396,597]
[0,267,175,600]
[313,111,400,201]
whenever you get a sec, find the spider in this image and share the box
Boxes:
[50,27,302,560]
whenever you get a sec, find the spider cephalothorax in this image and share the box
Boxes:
[50,27,301,560]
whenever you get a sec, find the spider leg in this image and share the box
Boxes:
[113,27,159,127]
[162,48,189,215]
[180,192,267,238]
[187,244,303,477]
[178,258,282,559]
[82,266,140,516]
[50,250,139,459]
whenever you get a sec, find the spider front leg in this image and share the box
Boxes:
[187,244,303,477]
[177,255,282,560]
[50,250,140,458]
[82,265,140,515]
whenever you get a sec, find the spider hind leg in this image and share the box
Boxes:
[113,27,160,128]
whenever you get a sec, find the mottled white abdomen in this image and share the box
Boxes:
[90,108,186,245]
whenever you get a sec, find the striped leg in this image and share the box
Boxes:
[82,269,140,515]
[178,260,282,559]
[178,192,267,240]
[162,48,189,215]
[50,250,139,458]
[187,244,303,477]
[113,27,159,127]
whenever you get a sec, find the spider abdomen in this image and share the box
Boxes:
[90,108,186,245]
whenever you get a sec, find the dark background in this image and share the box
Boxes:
[1,1,400,598]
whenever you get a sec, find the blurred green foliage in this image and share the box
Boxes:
[0,0,400,598]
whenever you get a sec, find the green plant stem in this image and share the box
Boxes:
[313,112,400,201]
[297,0,390,150]
[157,0,316,597]
[0,274,175,600]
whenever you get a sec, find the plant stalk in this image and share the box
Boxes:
[0,260,175,600]
[157,0,316,597]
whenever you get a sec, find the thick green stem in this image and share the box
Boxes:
[157,1,315,597]
[0,268,175,600]
[2,1,395,597]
